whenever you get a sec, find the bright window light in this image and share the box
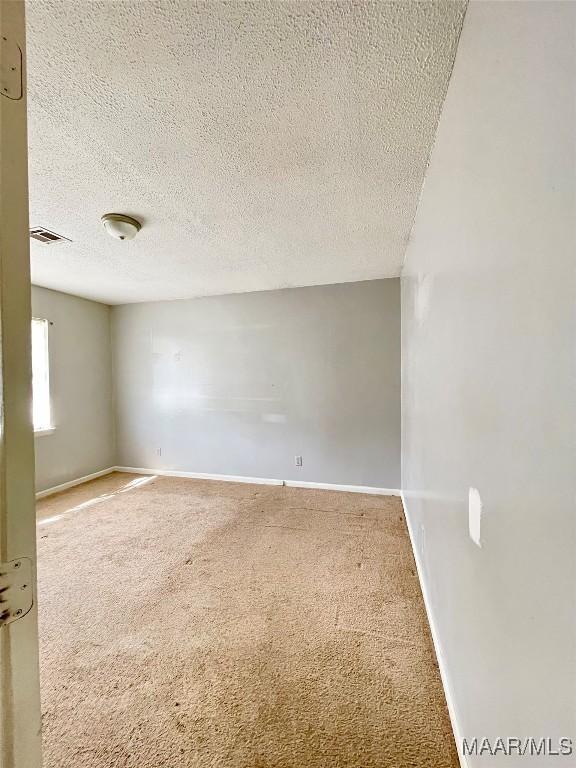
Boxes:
[31,318,52,431]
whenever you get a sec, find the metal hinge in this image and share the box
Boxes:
[0,558,33,626]
[0,34,23,101]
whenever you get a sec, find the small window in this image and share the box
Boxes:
[31,318,52,432]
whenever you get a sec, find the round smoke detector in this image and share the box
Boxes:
[101,213,142,241]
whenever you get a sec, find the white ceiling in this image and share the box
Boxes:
[26,1,465,305]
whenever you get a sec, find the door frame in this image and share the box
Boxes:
[0,2,43,766]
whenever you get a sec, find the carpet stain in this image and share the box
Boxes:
[37,472,458,767]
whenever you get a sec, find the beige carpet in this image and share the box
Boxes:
[37,472,458,768]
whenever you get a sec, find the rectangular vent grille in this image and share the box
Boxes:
[30,227,70,245]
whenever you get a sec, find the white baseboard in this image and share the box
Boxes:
[35,467,116,499]
[114,466,399,495]
[400,492,468,768]
[36,465,401,498]
[284,479,400,496]
[113,466,284,486]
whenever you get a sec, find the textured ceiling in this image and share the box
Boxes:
[26,1,465,305]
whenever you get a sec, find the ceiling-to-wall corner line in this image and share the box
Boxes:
[399,1,470,278]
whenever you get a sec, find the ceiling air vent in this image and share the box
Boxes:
[30,227,70,245]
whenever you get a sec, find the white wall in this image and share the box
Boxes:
[401,2,575,765]
[112,279,400,488]
[32,286,115,491]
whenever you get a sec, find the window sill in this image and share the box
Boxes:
[34,427,55,437]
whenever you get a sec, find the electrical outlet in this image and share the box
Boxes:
[295,455,303,467]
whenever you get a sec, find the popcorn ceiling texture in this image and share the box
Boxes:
[26,1,465,304]
[37,473,459,767]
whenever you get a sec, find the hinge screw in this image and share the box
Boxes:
[13,609,22,617]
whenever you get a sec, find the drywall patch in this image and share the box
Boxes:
[468,487,482,548]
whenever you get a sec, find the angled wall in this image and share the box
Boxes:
[402,2,575,765]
